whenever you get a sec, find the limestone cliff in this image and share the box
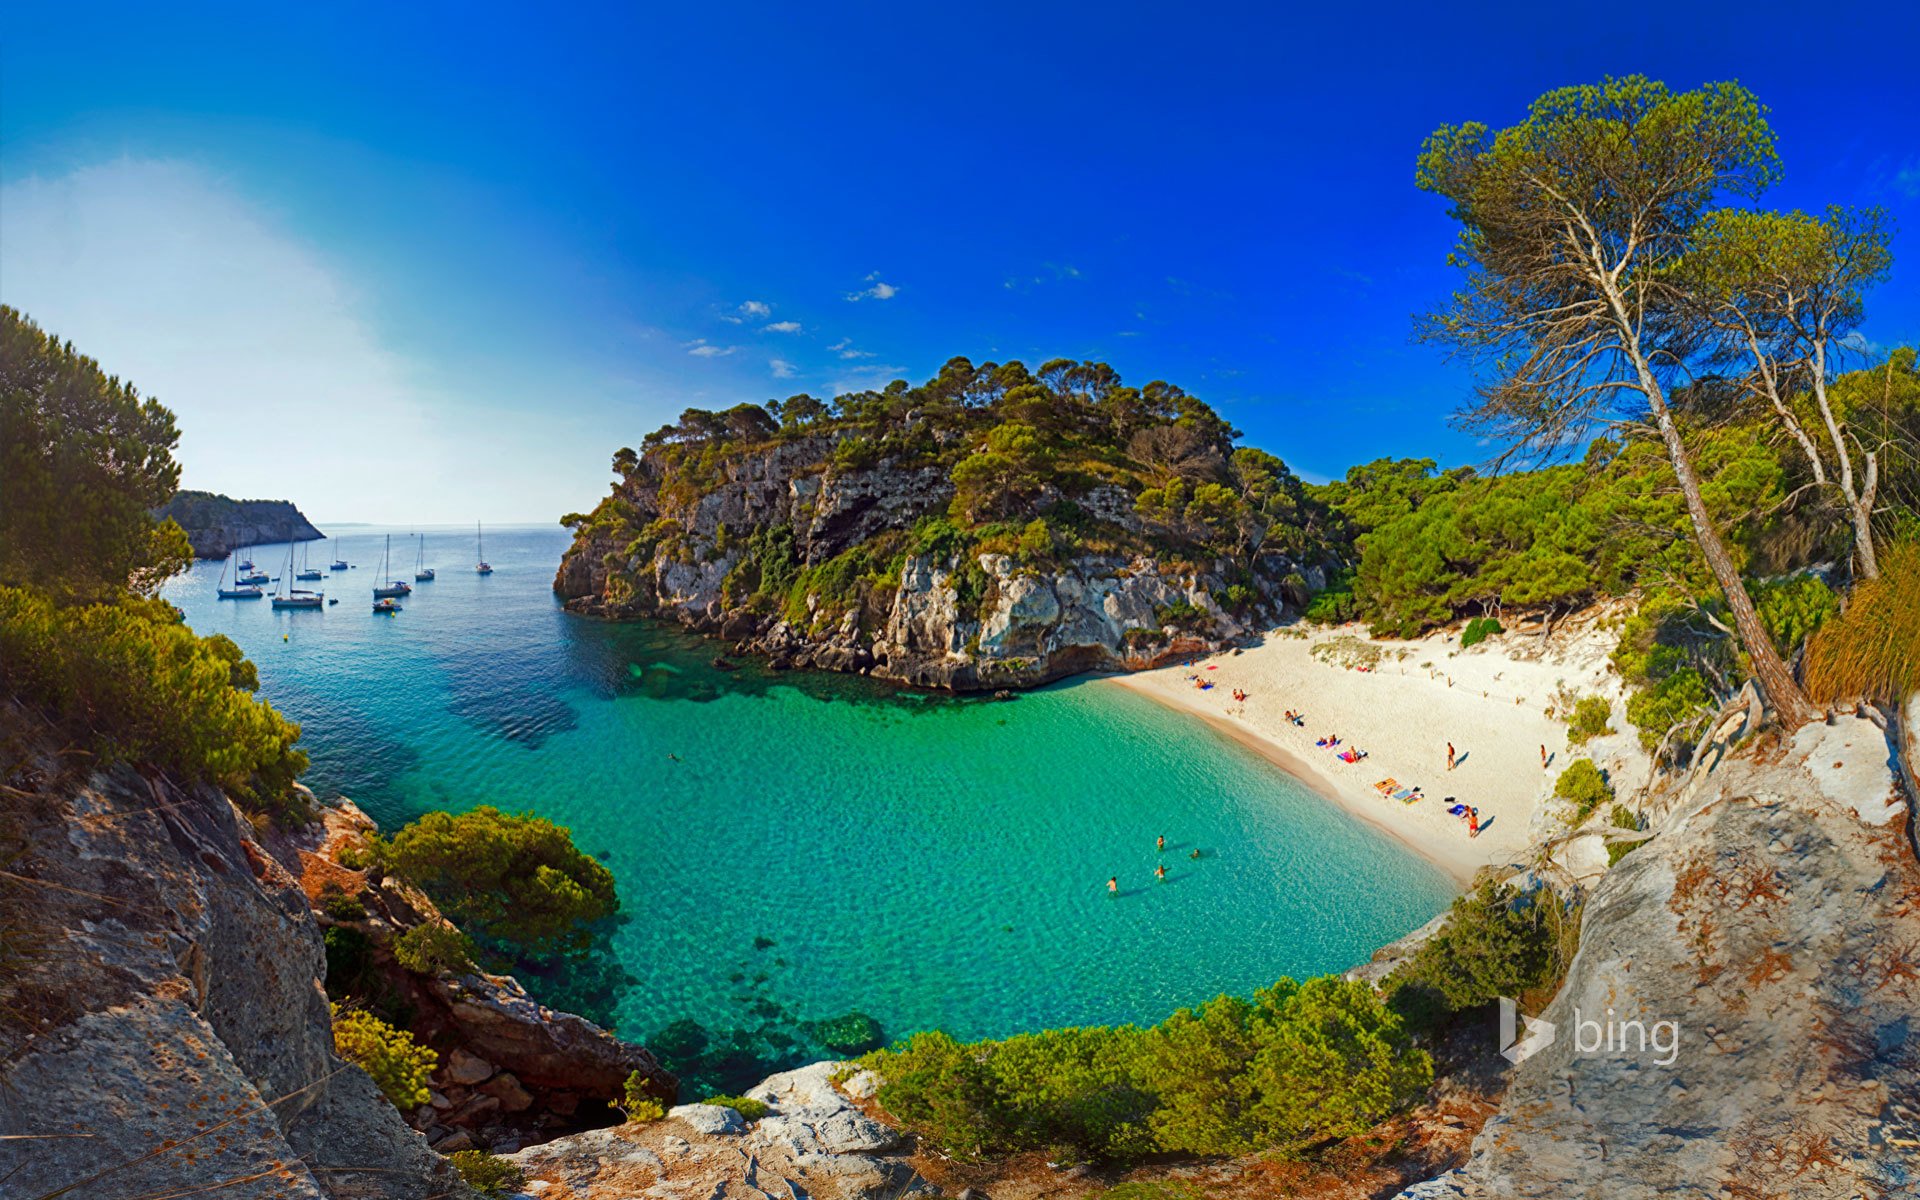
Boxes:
[0,706,469,1200]
[159,489,326,558]
[555,431,1327,690]
[1397,709,1920,1199]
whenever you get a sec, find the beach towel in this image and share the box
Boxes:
[1392,788,1414,801]
[1403,791,1422,804]
[1448,804,1467,816]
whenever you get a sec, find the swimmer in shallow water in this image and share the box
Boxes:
[1107,876,1118,895]
[1155,864,1167,881]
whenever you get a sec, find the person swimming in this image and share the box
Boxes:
[1190,848,1202,860]
[1155,864,1167,880]
[1157,835,1166,852]
[1107,876,1118,895]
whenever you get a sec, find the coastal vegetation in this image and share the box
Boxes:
[862,976,1429,1162]
[331,1003,438,1109]
[1382,881,1577,1025]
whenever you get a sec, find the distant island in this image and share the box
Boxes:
[157,489,325,558]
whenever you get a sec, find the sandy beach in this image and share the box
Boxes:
[1108,614,1649,887]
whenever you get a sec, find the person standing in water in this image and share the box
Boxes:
[1156,834,1166,853]
[1155,864,1167,881]
[1107,876,1118,895]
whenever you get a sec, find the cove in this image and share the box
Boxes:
[164,524,1455,1088]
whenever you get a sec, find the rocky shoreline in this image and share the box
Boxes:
[158,489,325,558]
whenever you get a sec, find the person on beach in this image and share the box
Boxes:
[1157,835,1166,852]
[1541,744,1549,769]
[1446,742,1456,771]
[1108,876,1118,895]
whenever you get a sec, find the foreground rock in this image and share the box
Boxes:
[508,1061,928,1200]
[1399,712,1920,1198]
[159,488,325,558]
[0,706,469,1200]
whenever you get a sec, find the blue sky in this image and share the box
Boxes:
[4,2,1918,522]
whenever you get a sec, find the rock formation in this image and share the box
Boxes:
[159,489,326,558]
[1396,711,1920,1198]
[0,706,469,1200]
[556,434,1324,690]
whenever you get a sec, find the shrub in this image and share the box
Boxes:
[1459,616,1503,648]
[319,884,367,921]
[1553,759,1614,821]
[1564,695,1615,745]
[704,1094,770,1121]
[0,586,309,820]
[1806,543,1920,703]
[332,1004,436,1109]
[1607,806,1645,867]
[1385,882,1562,1021]
[620,1069,667,1122]
[380,806,617,958]
[864,976,1430,1162]
[1624,667,1713,750]
[1154,599,1206,629]
[392,922,477,977]
[447,1150,526,1197]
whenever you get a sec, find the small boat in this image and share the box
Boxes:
[328,598,339,606]
[272,541,325,608]
[296,540,323,580]
[373,597,400,614]
[329,536,349,571]
[217,554,264,600]
[372,535,412,599]
[475,522,493,574]
[414,532,435,582]
[237,545,270,585]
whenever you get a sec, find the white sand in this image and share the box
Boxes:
[1107,612,1648,887]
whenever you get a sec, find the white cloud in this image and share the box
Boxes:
[828,337,873,360]
[764,320,802,333]
[686,338,737,358]
[845,272,898,302]
[739,300,772,318]
[770,358,797,379]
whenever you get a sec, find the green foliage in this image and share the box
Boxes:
[950,422,1050,522]
[0,306,192,602]
[863,976,1429,1162]
[447,1150,527,1197]
[1607,806,1646,866]
[1303,566,1360,624]
[703,1094,771,1121]
[1564,696,1615,745]
[0,586,309,819]
[1553,759,1615,821]
[1459,616,1503,648]
[319,885,367,921]
[1384,882,1564,1022]
[381,806,617,958]
[392,922,477,977]
[1154,599,1207,630]
[332,1004,436,1109]
[621,1069,667,1122]
[1753,574,1838,654]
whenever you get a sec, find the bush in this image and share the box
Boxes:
[0,586,309,820]
[1459,616,1503,648]
[319,884,366,921]
[1624,667,1713,751]
[1385,881,1562,1022]
[392,922,476,977]
[380,806,617,958]
[704,1094,770,1121]
[620,1069,666,1122]
[447,1150,526,1197]
[1553,759,1614,821]
[1607,806,1645,867]
[863,976,1430,1162]
[1806,543,1920,703]
[332,1004,436,1109]
[1564,695,1614,745]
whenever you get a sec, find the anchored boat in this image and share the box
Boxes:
[216,553,264,600]
[475,521,493,574]
[372,535,412,599]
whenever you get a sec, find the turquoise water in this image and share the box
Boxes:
[164,525,1453,1079]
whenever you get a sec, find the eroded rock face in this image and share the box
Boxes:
[0,713,468,1200]
[1399,714,1920,1199]
[555,441,1299,690]
[157,491,326,558]
[510,1062,925,1200]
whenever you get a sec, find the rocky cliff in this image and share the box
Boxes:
[1397,709,1920,1199]
[159,489,326,558]
[555,432,1326,691]
[0,705,469,1200]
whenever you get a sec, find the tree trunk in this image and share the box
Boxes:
[1808,340,1880,580]
[1629,354,1816,729]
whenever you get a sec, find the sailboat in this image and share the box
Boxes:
[329,537,349,571]
[273,541,324,609]
[237,546,270,585]
[372,535,412,599]
[217,553,264,600]
[414,532,435,582]
[296,540,324,581]
[475,522,493,574]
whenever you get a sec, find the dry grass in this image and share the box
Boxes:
[1806,543,1920,703]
